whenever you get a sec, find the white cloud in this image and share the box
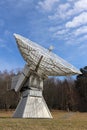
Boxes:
[78,35,87,42]
[66,12,87,28]
[53,29,69,38]
[37,0,87,45]
[38,0,59,11]
[67,0,76,1]
[74,0,87,11]
[67,34,87,45]
[74,26,87,36]
[67,0,87,17]
[59,3,70,11]
[56,29,68,35]
[79,44,87,50]
[49,0,87,20]
[66,0,87,17]
[49,3,71,20]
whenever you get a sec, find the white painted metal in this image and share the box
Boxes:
[14,33,81,78]
[14,64,30,92]
[11,75,20,90]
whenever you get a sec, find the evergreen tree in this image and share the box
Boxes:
[76,66,87,111]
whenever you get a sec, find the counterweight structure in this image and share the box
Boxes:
[11,34,81,118]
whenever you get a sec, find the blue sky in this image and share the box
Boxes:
[0,0,87,72]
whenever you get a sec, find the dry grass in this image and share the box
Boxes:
[0,110,87,130]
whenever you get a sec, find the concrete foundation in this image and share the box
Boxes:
[13,89,52,118]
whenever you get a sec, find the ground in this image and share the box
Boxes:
[0,110,87,130]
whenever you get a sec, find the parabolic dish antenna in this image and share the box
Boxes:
[14,34,81,77]
[11,34,81,118]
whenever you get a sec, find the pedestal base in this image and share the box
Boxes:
[13,90,52,118]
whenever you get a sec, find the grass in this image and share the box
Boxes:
[0,110,87,130]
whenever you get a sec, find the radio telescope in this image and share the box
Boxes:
[11,34,81,118]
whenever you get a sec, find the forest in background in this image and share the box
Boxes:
[0,66,87,112]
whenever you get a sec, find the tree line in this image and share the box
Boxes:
[0,67,87,112]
